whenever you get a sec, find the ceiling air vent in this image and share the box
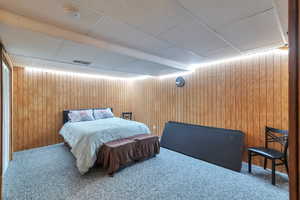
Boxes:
[73,60,91,65]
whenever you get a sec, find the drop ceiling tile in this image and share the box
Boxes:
[204,47,239,61]
[0,0,102,34]
[154,47,204,65]
[89,16,171,54]
[89,64,151,76]
[49,39,144,73]
[11,54,141,77]
[217,9,284,51]
[177,0,273,29]
[158,19,229,55]
[78,0,127,20]
[121,0,194,36]
[84,0,193,36]
[241,41,284,54]
[88,59,151,76]
[0,24,63,59]
[117,60,183,76]
[55,40,100,64]
[91,48,137,68]
[10,55,34,67]
[274,0,288,42]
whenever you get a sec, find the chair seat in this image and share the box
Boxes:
[248,147,284,159]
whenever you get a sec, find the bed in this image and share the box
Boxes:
[59,108,151,174]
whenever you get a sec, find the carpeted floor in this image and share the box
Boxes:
[4,144,289,200]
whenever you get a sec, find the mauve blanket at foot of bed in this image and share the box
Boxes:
[98,134,160,175]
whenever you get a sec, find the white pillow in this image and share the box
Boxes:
[93,108,114,120]
[68,110,94,122]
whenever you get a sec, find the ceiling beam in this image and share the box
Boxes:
[0,9,188,71]
[11,54,153,76]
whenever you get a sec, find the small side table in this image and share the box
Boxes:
[122,112,132,120]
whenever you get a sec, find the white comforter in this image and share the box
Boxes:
[59,117,150,174]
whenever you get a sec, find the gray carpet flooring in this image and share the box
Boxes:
[4,144,289,200]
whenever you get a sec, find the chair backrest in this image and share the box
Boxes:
[265,126,288,157]
[122,112,132,120]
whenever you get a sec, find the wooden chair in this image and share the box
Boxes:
[248,126,288,185]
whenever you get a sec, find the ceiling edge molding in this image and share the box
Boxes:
[0,9,188,71]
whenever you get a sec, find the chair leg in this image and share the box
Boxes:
[272,160,276,185]
[264,157,268,169]
[248,151,252,173]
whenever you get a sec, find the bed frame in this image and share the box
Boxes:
[63,107,113,124]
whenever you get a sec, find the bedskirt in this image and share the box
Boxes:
[97,134,160,175]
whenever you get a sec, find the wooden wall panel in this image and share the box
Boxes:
[288,0,300,197]
[131,51,289,169]
[13,67,132,152]
[13,51,288,170]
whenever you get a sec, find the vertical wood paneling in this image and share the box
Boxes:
[253,56,261,165]
[281,54,289,130]
[13,52,289,170]
[267,54,275,152]
[13,68,133,152]
[132,52,289,169]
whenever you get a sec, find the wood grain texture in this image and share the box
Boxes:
[12,67,133,152]
[13,52,289,171]
[130,52,289,169]
[288,0,300,198]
